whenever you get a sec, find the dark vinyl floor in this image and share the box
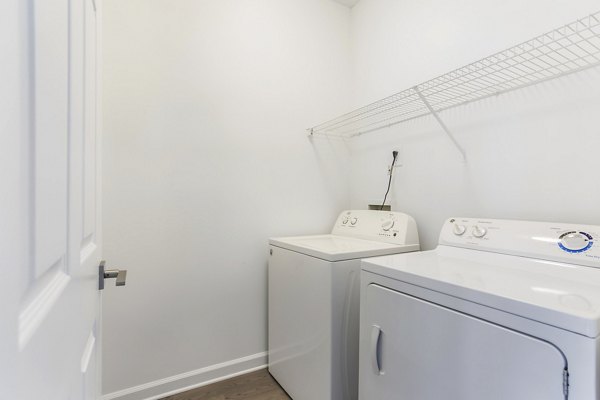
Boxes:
[161,369,291,400]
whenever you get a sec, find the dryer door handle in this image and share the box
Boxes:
[370,325,383,375]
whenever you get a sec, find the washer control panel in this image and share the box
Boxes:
[440,218,600,268]
[332,210,420,246]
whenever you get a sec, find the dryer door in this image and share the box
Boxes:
[360,284,568,400]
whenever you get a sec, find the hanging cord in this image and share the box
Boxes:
[380,151,398,210]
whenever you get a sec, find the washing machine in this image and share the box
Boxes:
[359,217,600,400]
[268,210,420,400]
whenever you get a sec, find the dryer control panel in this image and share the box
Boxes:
[440,218,600,268]
[332,210,420,246]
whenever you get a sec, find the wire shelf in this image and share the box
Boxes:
[309,11,600,138]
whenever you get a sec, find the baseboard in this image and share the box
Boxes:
[102,352,268,400]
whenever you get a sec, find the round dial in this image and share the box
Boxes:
[453,224,466,236]
[350,217,358,225]
[382,220,395,231]
[472,226,487,238]
[559,231,593,253]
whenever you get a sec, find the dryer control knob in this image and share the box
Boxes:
[472,226,487,238]
[382,220,394,231]
[559,232,593,253]
[453,224,466,236]
[350,218,358,225]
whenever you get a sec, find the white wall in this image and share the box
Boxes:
[103,0,600,397]
[101,0,352,397]
[349,0,600,249]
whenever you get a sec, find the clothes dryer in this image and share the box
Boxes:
[360,218,600,400]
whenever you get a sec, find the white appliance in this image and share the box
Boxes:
[359,218,600,400]
[268,210,420,400]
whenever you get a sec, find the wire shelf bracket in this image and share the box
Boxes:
[414,86,466,161]
[308,10,600,150]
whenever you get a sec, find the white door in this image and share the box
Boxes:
[1,0,106,399]
[360,284,568,400]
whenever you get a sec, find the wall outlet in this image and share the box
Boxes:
[393,147,403,168]
[388,147,403,175]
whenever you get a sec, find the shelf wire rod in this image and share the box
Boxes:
[345,64,520,130]
[425,53,545,102]
[415,32,595,105]
[317,94,425,132]
[335,98,432,135]
[315,54,533,132]
[347,110,434,138]
[562,29,600,61]
[311,89,419,130]
[431,68,577,111]
[342,50,599,138]
[431,49,600,109]
[348,104,427,128]
[566,31,600,57]
[312,98,410,132]
[380,41,556,121]
[421,62,600,132]
[431,65,600,117]
[329,51,585,136]
[423,83,502,106]
[450,69,526,97]
[334,103,430,135]
[552,33,599,61]
[547,39,592,66]
[420,39,598,111]
[428,69,513,98]
[516,48,564,71]
[457,67,515,90]
[425,63,516,97]
[310,11,600,137]
[439,67,598,110]
[416,67,525,107]
[425,71,526,106]
[317,106,419,134]
[310,100,392,131]
[430,69,505,97]
[425,89,487,106]
[426,52,534,96]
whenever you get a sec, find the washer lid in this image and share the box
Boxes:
[270,234,419,262]
[362,245,600,338]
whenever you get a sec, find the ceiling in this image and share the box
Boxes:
[330,0,360,8]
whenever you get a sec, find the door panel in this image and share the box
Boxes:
[83,0,98,246]
[21,0,71,350]
[79,1,102,397]
[32,0,69,280]
[360,284,567,400]
[13,0,103,399]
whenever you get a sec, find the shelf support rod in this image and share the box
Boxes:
[414,86,466,161]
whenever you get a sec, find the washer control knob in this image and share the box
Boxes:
[350,217,358,225]
[382,220,394,231]
[472,226,487,238]
[342,217,349,225]
[453,224,466,236]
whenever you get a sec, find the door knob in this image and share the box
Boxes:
[99,260,127,290]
